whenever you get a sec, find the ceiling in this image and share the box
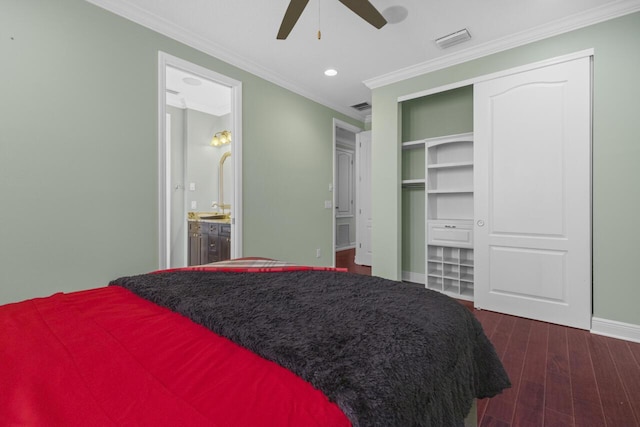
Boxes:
[166,66,231,116]
[88,0,640,121]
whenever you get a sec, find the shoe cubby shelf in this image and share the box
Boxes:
[427,246,474,301]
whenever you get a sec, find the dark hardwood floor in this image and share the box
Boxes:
[473,308,640,427]
[335,251,640,426]
[335,248,371,275]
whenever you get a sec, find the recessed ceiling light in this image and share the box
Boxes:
[324,69,338,77]
[183,77,202,86]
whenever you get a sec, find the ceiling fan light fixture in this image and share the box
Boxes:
[324,68,338,77]
[435,28,472,49]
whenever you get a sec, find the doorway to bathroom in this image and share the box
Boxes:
[158,53,243,269]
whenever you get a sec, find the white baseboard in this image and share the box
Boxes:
[401,271,425,285]
[591,317,640,343]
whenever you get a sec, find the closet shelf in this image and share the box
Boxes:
[402,179,426,187]
[460,273,475,283]
[402,139,426,149]
[425,133,475,302]
[427,189,473,194]
[428,162,473,169]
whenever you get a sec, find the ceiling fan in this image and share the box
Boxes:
[277,0,387,40]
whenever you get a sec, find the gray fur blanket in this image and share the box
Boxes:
[111,270,510,426]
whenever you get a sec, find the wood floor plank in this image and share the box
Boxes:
[479,315,517,425]
[481,398,517,427]
[545,324,573,418]
[566,328,606,427]
[628,340,640,366]
[607,338,640,425]
[520,320,549,380]
[483,317,531,425]
[474,310,504,423]
[469,305,640,427]
[480,414,512,427]
[475,309,503,340]
[606,339,640,425]
[588,334,638,426]
[512,380,545,427]
[486,314,517,359]
[512,321,548,426]
[477,398,489,423]
[544,408,574,427]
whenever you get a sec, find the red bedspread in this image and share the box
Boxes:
[0,286,350,426]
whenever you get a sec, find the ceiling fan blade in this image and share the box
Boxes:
[338,0,387,29]
[277,0,310,39]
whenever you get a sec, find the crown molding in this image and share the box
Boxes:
[364,0,640,89]
[85,0,366,122]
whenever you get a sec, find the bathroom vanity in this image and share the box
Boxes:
[187,218,231,266]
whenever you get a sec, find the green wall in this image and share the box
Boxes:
[0,0,360,304]
[400,86,473,276]
[372,12,640,326]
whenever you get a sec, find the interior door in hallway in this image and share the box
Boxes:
[474,55,592,329]
[355,130,372,266]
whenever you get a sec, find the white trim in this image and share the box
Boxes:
[365,0,640,90]
[332,119,363,267]
[424,132,474,148]
[158,57,167,268]
[402,271,425,285]
[86,0,365,122]
[397,49,594,103]
[591,317,640,344]
[158,52,243,269]
[231,80,243,260]
[335,244,357,251]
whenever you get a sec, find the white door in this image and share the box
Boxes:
[335,148,354,217]
[474,56,591,329]
[355,131,372,266]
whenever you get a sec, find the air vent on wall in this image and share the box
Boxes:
[351,102,371,112]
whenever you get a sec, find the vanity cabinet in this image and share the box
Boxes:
[188,221,231,266]
[188,221,208,266]
[219,224,231,262]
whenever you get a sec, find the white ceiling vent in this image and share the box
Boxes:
[435,28,471,49]
[351,102,371,112]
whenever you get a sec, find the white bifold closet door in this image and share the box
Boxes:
[474,56,592,330]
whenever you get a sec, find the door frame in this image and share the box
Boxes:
[158,52,243,269]
[332,119,362,265]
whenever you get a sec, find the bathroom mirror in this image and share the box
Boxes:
[216,150,232,215]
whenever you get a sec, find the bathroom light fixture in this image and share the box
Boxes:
[435,28,471,49]
[211,130,232,147]
[324,69,338,77]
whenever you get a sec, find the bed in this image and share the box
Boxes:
[0,259,510,426]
